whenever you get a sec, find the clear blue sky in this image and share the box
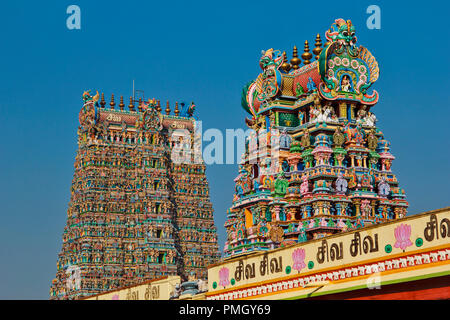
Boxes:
[0,0,448,299]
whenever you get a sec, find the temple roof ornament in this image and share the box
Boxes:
[301,40,312,65]
[290,46,301,70]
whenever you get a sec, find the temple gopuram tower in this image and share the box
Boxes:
[50,92,220,300]
[224,19,408,258]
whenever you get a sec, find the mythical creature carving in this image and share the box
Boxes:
[318,19,379,104]
[82,90,99,103]
[241,49,283,130]
[258,48,283,102]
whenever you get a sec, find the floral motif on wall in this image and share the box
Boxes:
[219,267,230,287]
[292,248,306,272]
[112,294,119,300]
[394,224,413,251]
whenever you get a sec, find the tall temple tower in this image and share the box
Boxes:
[224,19,408,258]
[50,92,220,300]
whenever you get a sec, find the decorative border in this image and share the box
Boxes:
[206,247,450,300]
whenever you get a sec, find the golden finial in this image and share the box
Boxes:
[301,40,313,65]
[174,101,180,116]
[165,101,171,115]
[280,51,291,72]
[109,94,116,109]
[290,46,301,69]
[128,97,135,112]
[138,97,143,112]
[119,96,125,111]
[156,100,162,112]
[313,34,323,60]
[100,92,106,108]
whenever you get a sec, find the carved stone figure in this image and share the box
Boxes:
[333,127,345,147]
[301,130,311,148]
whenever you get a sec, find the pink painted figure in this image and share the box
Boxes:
[394,224,413,251]
[300,176,309,195]
[219,267,230,287]
[292,248,306,272]
[337,219,346,229]
[361,199,372,217]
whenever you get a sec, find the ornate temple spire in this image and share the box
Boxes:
[165,101,171,115]
[290,46,301,69]
[110,94,116,109]
[51,88,220,299]
[225,19,406,259]
[313,34,323,60]
[302,40,313,65]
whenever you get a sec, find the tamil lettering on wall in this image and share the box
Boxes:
[209,210,450,292]
[234,254,283,283]
[316,239,344,264]
[349,232,379,257]
[424,214,450,242]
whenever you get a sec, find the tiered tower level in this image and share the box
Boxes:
[224,19,408,258]
[50,92,220,300]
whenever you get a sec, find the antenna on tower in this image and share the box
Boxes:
[135,90,145,102]
[132,80,145,103]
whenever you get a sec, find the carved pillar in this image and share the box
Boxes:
[335,202,341,216]
[260,204,268,220]
[350,103,356,120]
[334,153,345,167]
[322,201,331,215]
[341,202,349,216]
[288,158,300,172]
[312,202,320,216]
[339,102,347,119]
[371,200,377,218]
[369,157,378,169]
[272,205,281,222]
[353,199,361,217]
